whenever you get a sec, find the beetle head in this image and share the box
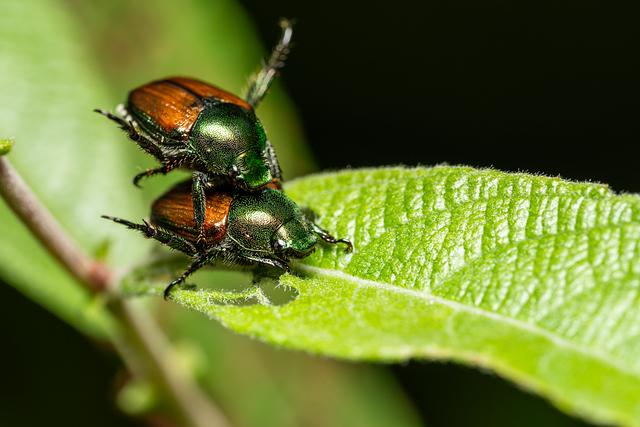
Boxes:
[228,189,316,260]
[271,218,317,259]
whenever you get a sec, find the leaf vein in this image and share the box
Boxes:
[298,264,640,379]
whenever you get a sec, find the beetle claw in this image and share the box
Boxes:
[133,176,144,188]
[163,283,176,300]
[338,239,353,253]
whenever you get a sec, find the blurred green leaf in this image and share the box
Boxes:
[116,379,158,416]
[162,307,421,427]
[139,166,640,427]
[0,1,420,426]
[0,0,148,337]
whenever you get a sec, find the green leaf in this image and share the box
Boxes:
[0,0,147,337]
[140,166,640,426]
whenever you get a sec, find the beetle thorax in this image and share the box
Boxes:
[190,103,271,188]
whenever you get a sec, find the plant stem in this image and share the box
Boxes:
[0,152,231,427]
[0,155,110,291]
[112,300,232,427]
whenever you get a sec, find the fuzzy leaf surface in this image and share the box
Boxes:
[141,166,640,426]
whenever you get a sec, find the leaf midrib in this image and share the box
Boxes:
[296,264,640,381]
[295,170,640,376]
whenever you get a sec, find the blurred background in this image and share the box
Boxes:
[2,0,636,426]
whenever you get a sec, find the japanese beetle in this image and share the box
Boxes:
[95,19,293,240]
[103,180,352,299]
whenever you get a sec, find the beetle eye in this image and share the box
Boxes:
[272,238,286,252]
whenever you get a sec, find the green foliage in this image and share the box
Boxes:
[134,167,640,427]
[0,1,419,426]
[7,0,635,425]
[0,0,133,337]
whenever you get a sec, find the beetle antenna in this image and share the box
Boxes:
[245,18,294,108]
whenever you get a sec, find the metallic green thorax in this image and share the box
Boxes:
[190,103,271,189]
[228,189,318,258]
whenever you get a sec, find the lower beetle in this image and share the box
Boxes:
[95,19,293,241]
[103,180,352,299]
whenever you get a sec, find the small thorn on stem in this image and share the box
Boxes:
[0,138,14,156]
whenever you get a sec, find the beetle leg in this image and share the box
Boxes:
[94,108,132,132]
[101,215,197,255]
[164,255,209,300]
[308,220,353,253]
[94,108,167,160]
[191,171,208,245]
[95,108,141,140]
[265,140,283,181]
[145,222,198,255]
[132,134,166,160]
[245,19,294,108]
[240,253,291,273]
[133,163,175,188]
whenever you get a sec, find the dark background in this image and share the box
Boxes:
[2,0,636,426]
[243,0,640,193]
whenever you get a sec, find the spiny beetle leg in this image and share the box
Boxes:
[95,108,141,142]
[241,253,291,274]
[191,171,208,245]
[101,215,197,255]
[131,134,166,160]
[133,163,175,188]
[101,215,152,235]
[265,140,283,181]
[245,19,294,108]
[164,255,208,300]
[95,108,166,159]
[94,108,131,132]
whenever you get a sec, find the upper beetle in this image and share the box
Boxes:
[95,19,293,238]
[103,180,352,299]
